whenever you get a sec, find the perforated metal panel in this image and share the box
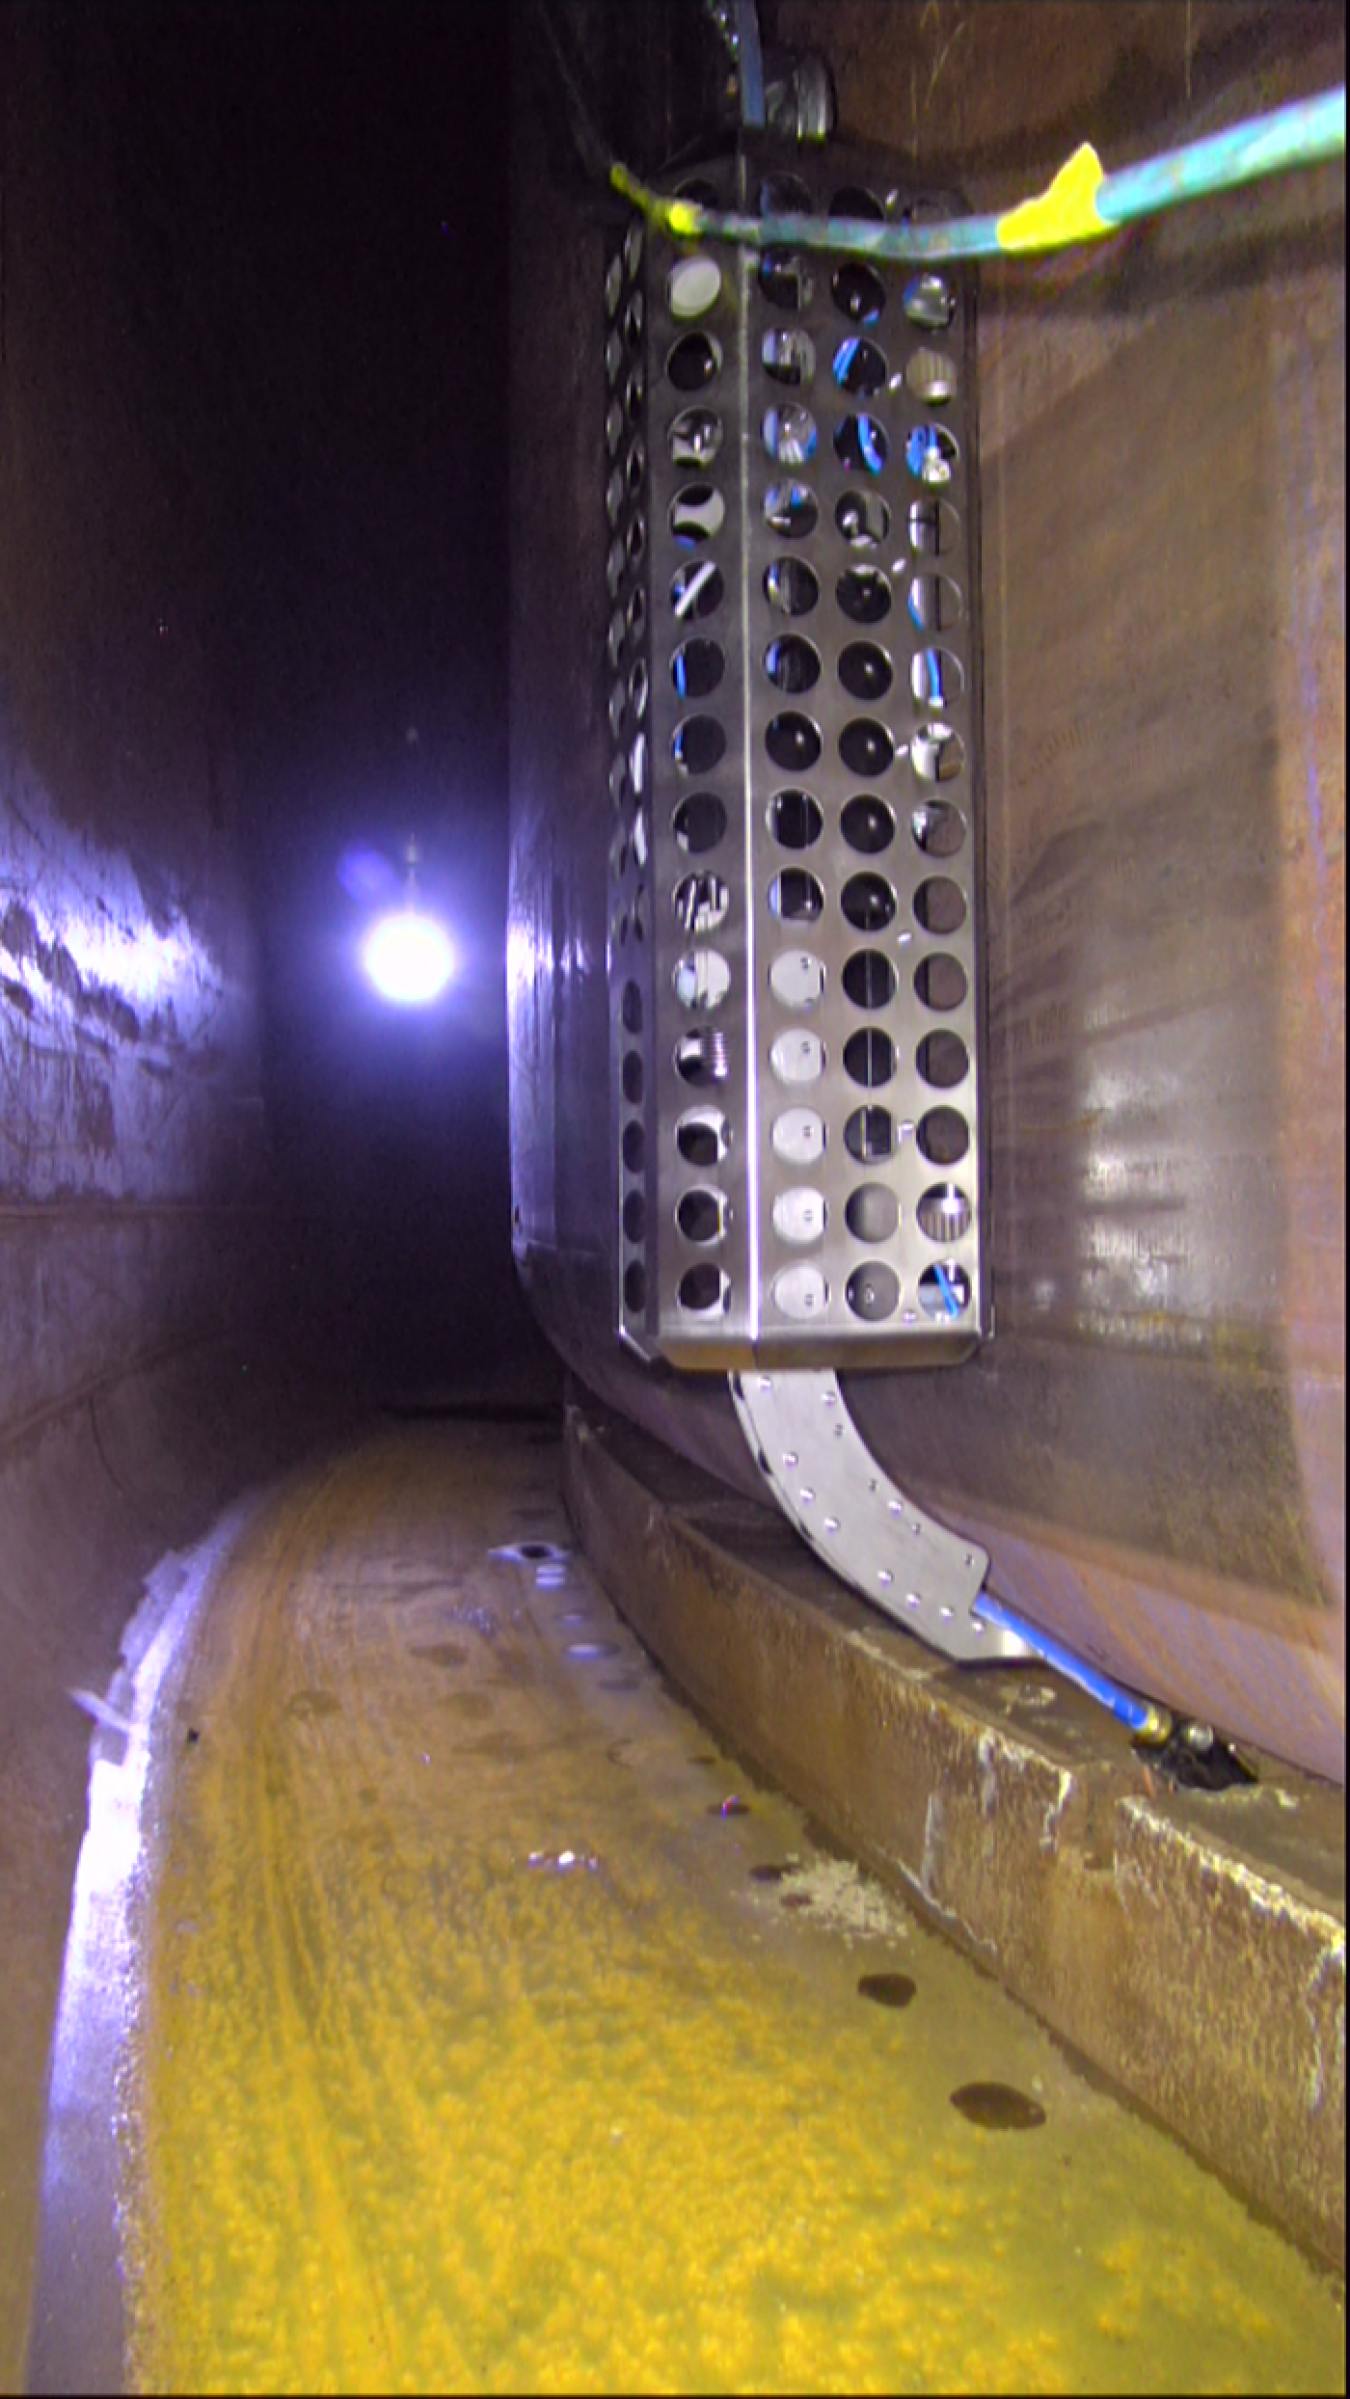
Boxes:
[604,153,986,1372]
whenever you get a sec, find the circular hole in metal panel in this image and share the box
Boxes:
[764,557,819,617]
[772,1263,829,1320]
[605,253,624,318]
[915,952,968,1011]
[605,537,625,600]
[834,413,889,475]
[673,949,731,1011]
[838,642,893,702]
[668,407,723,468]
[610,900,629,949]
[772,1187,826,1244]
[621,1051,644,1104]
[604,393,625,457]
[832,336,888,396]
[632,884,648,942]
[629,660,648,721]
[908,498,960,557]
[675,1028,729,1087]
[671,560,724,621]
[607,680,627,742]
[759,250,813,311]
[629,731,647,795]
[911,647,963,709]
[836,491,890,548]
[764,637,821,696]
[767,868,824,923]
[670,484,726,547]
[668,255,722,318]
[770,1029,824,1085]
[763,482,818,539]
[768,950,825,1010]
[844,1027,896,1087]
[916,1106,969,1166]
[623,218,644,277]
[627,585,646,644]
[831,185,885,221]
[766,712,821,772]
[631,809,648,870]
[623,1261,647,1312]
[605,328,624,386]
[677,1186,729,1244]
[763,404,818,465]
[625,512,646,567]
[672,869,729,933]
[625,362,645,418]
[836,567,891,624]
[841,873,897,932]
[906,423,959,485]
[839,718,894,778]
[909,574,962,634]
[678,1262,730,1313]
[672,793,727,854]
[845,1183,899,1242]
[907,347,957,404]
[911,800,965,857]
[842,948,896,1009]
[676,1108,730,1166]
[621,1120,645,1172]
[605,465,625,528]
[918,1182,972,1240]
[844,1104,894,1162]
[841,795,895,854]
[904,272,955,330]
[917,1030,970,1089]
[772,1107,825,1165]
[606,608,626,672]
[914,876,967,934]
[846,1262,900,1321]
[912,722,966,782]
[762,328,816,386]
[622,1190,647,1242]
[667,332,722,392]
[626,435,646,495]
[672,639,725,701]
[832,261,885,323]
[673,716,726,776]
[621,980,643,1034]
[767,789,823,849]
[919,1260,972,1317]
[760,172,812,215]
[608,753,629,811]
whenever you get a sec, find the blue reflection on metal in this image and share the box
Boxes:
[934,1262,963,1317]
[914,648,949,705]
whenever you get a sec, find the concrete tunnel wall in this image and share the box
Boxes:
[0,15,322,2376]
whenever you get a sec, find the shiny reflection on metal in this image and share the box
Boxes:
[668,407,723,467]
[728,1371,1031,1662]
[763,481,819,539]
[761,327,816,385]
[836,490,889,547]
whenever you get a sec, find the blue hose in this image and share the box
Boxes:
[973,1591,1170,1739]
[614,85,1345,263]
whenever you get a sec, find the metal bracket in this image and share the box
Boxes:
[729,1367,1034,1663]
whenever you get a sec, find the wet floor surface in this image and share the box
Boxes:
[121,1422,1343,2393]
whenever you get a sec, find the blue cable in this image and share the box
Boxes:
[973,1591,1170,1738]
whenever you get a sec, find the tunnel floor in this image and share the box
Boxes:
[51,1418,1344,2393]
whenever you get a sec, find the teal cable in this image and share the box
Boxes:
[612,83,1345,262]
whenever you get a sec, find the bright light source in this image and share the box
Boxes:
[361,909,455,1006]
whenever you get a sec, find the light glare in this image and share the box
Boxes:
[362,909,455,1005]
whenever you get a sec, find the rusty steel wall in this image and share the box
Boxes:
[507,2,1346,1779]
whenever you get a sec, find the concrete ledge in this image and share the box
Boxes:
[563,1386,1346,2271]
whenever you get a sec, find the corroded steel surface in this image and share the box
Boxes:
[508,4,1345,1778]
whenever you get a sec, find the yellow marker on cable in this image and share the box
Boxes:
[995,140,1110,253]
